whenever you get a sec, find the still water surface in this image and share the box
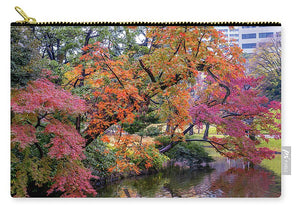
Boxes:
[95,158,281,198]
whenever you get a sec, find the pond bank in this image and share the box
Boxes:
[93,157,281,197]
[90,160,210,189]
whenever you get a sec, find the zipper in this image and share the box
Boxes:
[13,6,281,26]
[15,6,36,24]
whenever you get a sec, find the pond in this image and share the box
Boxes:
[95,157,281,198]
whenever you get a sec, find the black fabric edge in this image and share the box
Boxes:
[11,22,281,27]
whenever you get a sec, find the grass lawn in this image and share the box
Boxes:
[185,134,222,159]
[257,138,281,176]
[186,133,281,175]
[165,124,281,175]
[260,155,281,176]
[257,138,281,152]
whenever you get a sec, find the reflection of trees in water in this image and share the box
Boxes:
[158,167,211,197]
[97,160,280,197]
[209,168,279,197]
[117,167,211,197]
[97,172,171,197]
[193,159,280,197]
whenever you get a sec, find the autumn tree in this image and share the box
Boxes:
[11,73,97,197]
[11,26,155,197]
[188,75,281,164]
[248,35,281,101]
[64,26,280,164]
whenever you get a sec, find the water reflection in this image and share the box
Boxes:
[95,158,280,198]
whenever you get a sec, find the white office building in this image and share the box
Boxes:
[238,26,281,53]
[215,26,281,54]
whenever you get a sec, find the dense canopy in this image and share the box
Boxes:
[11,25,281,197]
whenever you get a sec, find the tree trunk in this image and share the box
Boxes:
[165,120,170,132]
[203,122,210,140]
[189,123,194,135]
[76,115,81,133]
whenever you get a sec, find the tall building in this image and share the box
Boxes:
[215,26,281,54]
[238,26,281,54]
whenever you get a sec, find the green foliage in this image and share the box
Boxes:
[264,79,281,101]
[84,139,169,177]
[84,141,117,178]
[141,126,161,137]
[122,111,160,135]
[155,135,172,148]
[11,26,149,88]
[166,141,213,166]
[11,26,46,87]
[249,37,281,101]
[151,152,169,170]
[11,146,54,197]
[10,129,60,197]
[122,119,148,134]
[71,85,92,98]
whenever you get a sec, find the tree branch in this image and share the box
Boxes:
[101,55,126,88]
[168,40,182,62]
[139,59,156,83]
[34,143,43,158]
[150,98,160,105]
[205,67,231,104]
[219,83,231,104]
[195,33,206,58]
[159,124,194,153]
[185,138,230,157]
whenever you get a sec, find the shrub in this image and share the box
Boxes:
[142,126,161,137]
[155,135,213,167]
[130,146,169,171]
[84,141,116,178]
[166,141,213,167]
[122,111,160,134]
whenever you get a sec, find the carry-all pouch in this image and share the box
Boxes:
[11,7,281,198]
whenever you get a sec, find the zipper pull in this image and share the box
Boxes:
[15,6,36,24]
